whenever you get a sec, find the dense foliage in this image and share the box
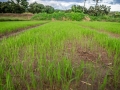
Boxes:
[0,0,28,13]
[0,0,120,22]
[71,4,111,16]
[0,1,54,14]
[28,2,54,14]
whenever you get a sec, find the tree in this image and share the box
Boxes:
[9,0,28,13]
[71,5,84,13]
[21,0,29,11]
[83,0,86,12]
[0,2,2,13]
[87,5,111,16]
[0,0,28,13]
[45,5,54,14]
[0,1,12,13]
[71,5,77,12]
[28,2,45,13]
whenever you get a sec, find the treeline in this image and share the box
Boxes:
[70,5,111,16]
[0,0,115,17]
[0,0,54,14]
[0,0,28,13]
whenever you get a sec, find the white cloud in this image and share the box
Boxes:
[110,4,120,11]
[28,0,120,11]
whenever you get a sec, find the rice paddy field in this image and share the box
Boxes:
[0,21,47,37]
[0,21,120,90]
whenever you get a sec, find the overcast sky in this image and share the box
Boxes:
[1,0,120,11]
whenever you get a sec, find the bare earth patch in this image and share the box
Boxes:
[63,40,113,65]
[63,40,113,90]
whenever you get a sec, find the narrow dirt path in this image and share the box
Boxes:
[80,25,120,39]
[0,22,49,41]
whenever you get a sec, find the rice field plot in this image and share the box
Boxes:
[0,21,47,37]
[0,21,120,90]
[78,21,120,36]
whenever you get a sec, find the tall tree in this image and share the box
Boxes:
[83,0,86,12]
[84,0,86,7]
[21,0,28,11]
[45,5,54,14]
[10,0,28,13]
[71,5,77,12]
[93,0,102,5]
[28,2,45,13]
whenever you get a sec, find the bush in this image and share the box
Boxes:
[31,12,85,21]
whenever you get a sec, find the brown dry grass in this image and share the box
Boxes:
[0,13,34,20]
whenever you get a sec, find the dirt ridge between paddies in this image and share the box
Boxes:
[0,22,49,41]
[80,25,120,39]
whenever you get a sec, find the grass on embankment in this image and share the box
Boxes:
[0,21,120,90]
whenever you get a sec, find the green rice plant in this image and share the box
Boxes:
[78,21,120,34]
[0,21,120,90]
[75,61,85,81]
[5,72,14,90]
[112,57,120,90]
[30,72,36,89]
[99,75,108,90]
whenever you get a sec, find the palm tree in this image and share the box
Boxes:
[93,0,102,6]
[83,0,86,12]
[84,0,86,7]
[71,5,77,12]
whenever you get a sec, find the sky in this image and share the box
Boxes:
[1,0,120,11]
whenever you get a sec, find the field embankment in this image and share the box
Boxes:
[0,21,120,90]
[0,13,33,21]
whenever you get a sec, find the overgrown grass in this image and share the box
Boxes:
[0,21,120,90]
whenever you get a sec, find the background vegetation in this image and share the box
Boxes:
[0,0,120,22]
[31,12,85,21]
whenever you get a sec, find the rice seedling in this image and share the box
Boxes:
[78,21,120,34]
